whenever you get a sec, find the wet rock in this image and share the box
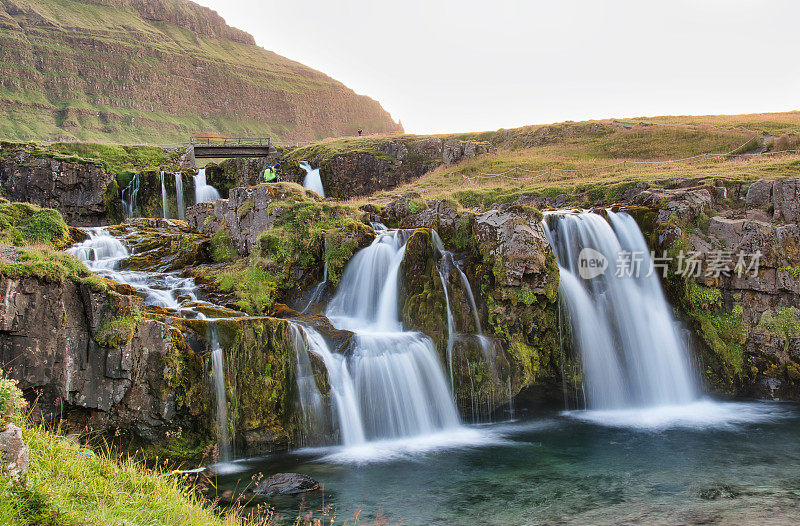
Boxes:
[251,472,320,497]
[0,423,29,482]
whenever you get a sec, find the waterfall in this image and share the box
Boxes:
[544,210,698,409]
[291,322,366,445]
[174,172,185,220]
[208,324,231,462]
[194,168,220,203]
[293,228,460,445]
[160,171,169,219]
[299,161,325,197]
[121,174,139,218]
[68,228,198,310]
[431,231,456,387]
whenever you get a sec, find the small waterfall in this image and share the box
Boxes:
[208,324,231,462]
[288,323,329,444]
[301,239,328,314]
[174,172,185,220]
[544,210,698,409]
[299,161,325,197]
[68,228,198,310]
[194,168,220,203]
[431,231,456,387]
[292,228,460,445]
[160,171,169,219]
[121,174,139,218]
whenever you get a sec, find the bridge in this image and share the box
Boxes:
[183,137,277,167]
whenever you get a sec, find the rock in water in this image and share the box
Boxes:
[251,473,320,497]
[0,424,29,482]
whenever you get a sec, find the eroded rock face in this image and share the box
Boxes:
[284,137,494,199]
[633,177,800,399]
[0,148,116,226]
[0,424,29,482]
[0,278,183,443]
[187,183,305,255]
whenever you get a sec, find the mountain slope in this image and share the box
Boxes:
[0,0,402,144]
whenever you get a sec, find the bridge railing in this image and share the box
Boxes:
[190,136,271,147]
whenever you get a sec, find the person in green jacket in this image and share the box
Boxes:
[262,165,277,183]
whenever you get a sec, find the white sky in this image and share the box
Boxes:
[194,0,799,134]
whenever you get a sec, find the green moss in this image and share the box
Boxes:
[0,247,106,291]
[0,201,70,248]
[779,266,800,278]
[216,262,280,316]
[209,228,237,263]
[94,310,141,348]
[758,307,800,354]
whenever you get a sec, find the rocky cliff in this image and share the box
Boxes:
[0,0,401,144]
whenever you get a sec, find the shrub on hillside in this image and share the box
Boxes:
[0,369,26,428]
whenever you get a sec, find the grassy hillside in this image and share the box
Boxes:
[0,0,401,145]
[328,115,800,208]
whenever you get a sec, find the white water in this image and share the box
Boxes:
[160,171,169,219]
[194,168,220,203]
[299,161,325,197]
[121,174,139,218]
[67,228,198,311]
[174,172,185,220]
[294,228,460,447]
[208,324,232,461]
[544,211,698,409]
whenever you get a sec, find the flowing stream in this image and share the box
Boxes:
[299,161,325,197]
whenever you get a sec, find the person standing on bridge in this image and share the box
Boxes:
[357,127,363,137]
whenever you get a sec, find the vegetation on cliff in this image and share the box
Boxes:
[212,184,373,315]
[0,0,400,144]
[0,200,70,248]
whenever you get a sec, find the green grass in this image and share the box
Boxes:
[0,247,106,291]
[0,200,71,248]
[0,423,245,526]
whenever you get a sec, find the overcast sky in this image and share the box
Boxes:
[195,0,799,134]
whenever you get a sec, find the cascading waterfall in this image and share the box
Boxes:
[121,174,139,218]
[69,228,235,460]
[174,172,185,220]
[295,228,460,445]
[68,228,199,310]
[299,161,325,197]
[194,168,220,203]
[160,171,169,219]
[544,210,698,409]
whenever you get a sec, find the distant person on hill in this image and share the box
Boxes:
[357,128,363,137]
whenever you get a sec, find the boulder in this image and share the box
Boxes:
[251,472,320,497]
[746,180,773,210]
[773,178,800,223]
[0,423,29,482]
